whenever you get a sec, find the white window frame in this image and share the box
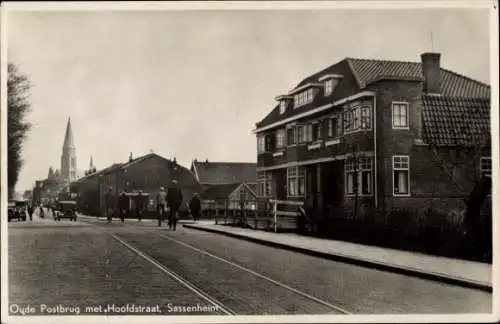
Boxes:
[257,172,272,197]
[287,167,305,198]
[392,101,409,130]
[480,156,492,178]
[279,101,286,115]
[294,89,315,109]
[344,102,372,134]
[344,157,373,196]
[257,136,266,153]
[324,79,333,96]
[392,155,411,196]
[276,129,286,148]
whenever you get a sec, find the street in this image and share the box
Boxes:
[8,213,492,316]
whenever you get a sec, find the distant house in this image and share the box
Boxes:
[190,159,258,215]
[202,182,257,213]
[190,159,257,189]
[253,52,491,219]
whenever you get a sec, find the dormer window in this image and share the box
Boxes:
[319,74,343,97]
[279,101,286,114]
[294,88,314,108]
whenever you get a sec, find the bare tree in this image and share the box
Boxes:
[8,62,32,199]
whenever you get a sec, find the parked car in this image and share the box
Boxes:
[55,201,78,221]
[8,200,28,222]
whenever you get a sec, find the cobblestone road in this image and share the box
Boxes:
[7,215,491,317]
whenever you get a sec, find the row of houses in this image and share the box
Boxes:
[67,153,258,217]
[253,52,492,220]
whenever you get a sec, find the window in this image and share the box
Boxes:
[294,89,315,108]
[297,125,306,144]
[305,124,313,142]
[257,172,272,197]
[287,127,296,146]
[328,116,342,138]
[324,79,333,96]
[279,101,286,115]
[265,134,273,151]
[276,129,285,148]
[393,155,410,196]
[312,122,322,141]
[480,157,492,178]
[287,167,305,197]
[392,102,409,129]
[257,136,266,153]
[345,157,372,195]
[71,157,76,169]
[344,103,371,133]
[361,106,371,129]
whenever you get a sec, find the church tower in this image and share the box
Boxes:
[61,117,77,181]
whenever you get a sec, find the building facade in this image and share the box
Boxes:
[254,52,491,219]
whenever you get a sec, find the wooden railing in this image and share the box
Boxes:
[268,199,304,232]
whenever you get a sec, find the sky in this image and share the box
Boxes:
[4,4,492,192]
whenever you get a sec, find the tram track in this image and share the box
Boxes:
[80,218,352,315]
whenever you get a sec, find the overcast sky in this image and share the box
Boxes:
[5,4,492,192]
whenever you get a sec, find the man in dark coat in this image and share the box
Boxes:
[189,193,201,222]
[135,190,146,222]
[27,203,34,221]
[119,192,128,223]
[167,180,183,230]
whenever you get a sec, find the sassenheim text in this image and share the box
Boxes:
[167,303,220,313]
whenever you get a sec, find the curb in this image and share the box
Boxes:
[183,224,492,293]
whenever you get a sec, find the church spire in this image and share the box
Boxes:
[63,117,74,149]
[61,116,77,181]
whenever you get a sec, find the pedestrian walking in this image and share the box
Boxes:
[27,204,34,221]
[105,186,114,223]
[156,186,167,227]
[119,192,128,223]
[167,180,183,231]
[39,204,45,218]
[189,193,201,222]
[135,190,146,222]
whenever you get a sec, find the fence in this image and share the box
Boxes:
[209,198,305,232]
[207,199,257,226]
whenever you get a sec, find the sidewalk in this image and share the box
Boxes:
[183,221,492,292]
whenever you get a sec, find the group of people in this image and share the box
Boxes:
[104,179,202,228]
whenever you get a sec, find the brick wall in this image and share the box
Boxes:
[367,80,490,215]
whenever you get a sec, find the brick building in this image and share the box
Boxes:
[253,52,491,219]
[72,153,203,216]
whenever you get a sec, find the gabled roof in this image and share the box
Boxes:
[74,163,122,183]
[191,161,257,184]
[422,95,490,147]
[256,55,490,129]
[347,58,490,98]
[202,183,242,200]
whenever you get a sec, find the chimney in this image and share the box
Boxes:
[421,52,441,94]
